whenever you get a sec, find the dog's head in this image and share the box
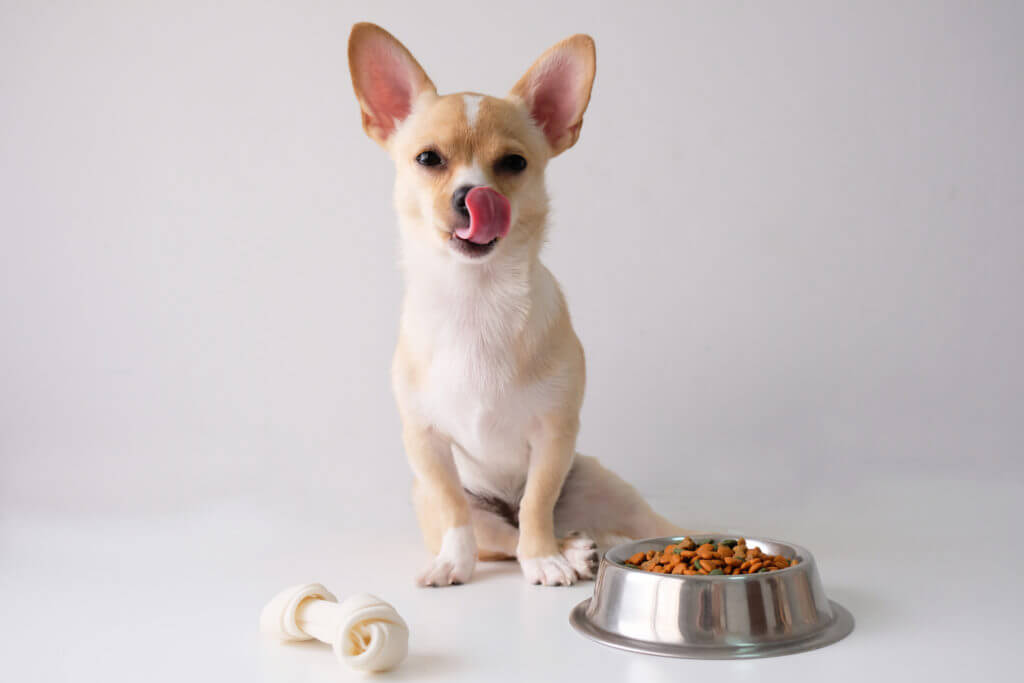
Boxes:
[348,23,595,265]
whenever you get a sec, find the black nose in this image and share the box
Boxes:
[452,185,475,218]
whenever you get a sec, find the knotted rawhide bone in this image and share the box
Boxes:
[260,583,409,673]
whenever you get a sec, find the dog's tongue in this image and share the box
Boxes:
[455,187,511,245]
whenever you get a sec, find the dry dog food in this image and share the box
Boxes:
[623,537,798,576]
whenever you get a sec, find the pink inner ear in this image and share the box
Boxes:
[357,39,415,138]
[527,56,582,144]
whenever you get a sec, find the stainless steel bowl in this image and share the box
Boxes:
[570,535,853,659]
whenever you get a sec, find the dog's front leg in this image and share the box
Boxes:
[403,423,477,587]
[517,416,580,586]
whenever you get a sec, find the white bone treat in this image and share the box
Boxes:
[260,583,409,673]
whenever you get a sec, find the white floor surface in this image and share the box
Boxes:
[2,472,1020,682]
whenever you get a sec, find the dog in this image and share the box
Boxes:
[348,23,683,586]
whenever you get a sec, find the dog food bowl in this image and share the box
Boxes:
[570,535,853,659]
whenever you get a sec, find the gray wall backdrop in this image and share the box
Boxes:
[2,1,1021,527]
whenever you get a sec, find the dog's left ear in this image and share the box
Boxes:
[509,34,596,157]
[349,23,437,147]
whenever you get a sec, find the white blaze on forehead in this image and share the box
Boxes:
[462,95,483,128]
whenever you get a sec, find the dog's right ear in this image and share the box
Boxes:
[348,23,436,147]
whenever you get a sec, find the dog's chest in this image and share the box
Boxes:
[418,342,550,496]
[408,276,558,495]
[419,317,533,442]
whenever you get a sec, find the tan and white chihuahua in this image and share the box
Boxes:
[348,23,683,586]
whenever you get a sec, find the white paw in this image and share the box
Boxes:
[519,554,578,586]
[417,557,473,587]
[560,532,600,580]
[417,525,476,587]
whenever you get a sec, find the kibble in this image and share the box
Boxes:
[623,537,798,576]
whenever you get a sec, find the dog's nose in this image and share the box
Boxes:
[452,185,475,219]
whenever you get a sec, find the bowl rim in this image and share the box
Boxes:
[604,534,815,580]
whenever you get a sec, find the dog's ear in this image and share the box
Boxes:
[348,23,436,147]
[509,35,596,157]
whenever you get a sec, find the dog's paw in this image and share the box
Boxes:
[560,532,599,580]
[417,525,476,588]
[417,557,473,587]
[519,554,578,586]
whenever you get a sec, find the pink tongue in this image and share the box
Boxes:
[455,186,511,245]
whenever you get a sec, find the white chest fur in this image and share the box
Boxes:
[400,259,565,499]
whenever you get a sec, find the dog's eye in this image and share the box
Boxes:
[495,154,527,174]
[416,150,443,167]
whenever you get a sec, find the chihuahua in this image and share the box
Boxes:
[348,23,683,586]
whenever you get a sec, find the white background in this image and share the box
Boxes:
[2,1,1022,681]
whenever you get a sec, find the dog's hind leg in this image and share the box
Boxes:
[471,506,519,560]
[553,454,688,548]
[469,496,599,579]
